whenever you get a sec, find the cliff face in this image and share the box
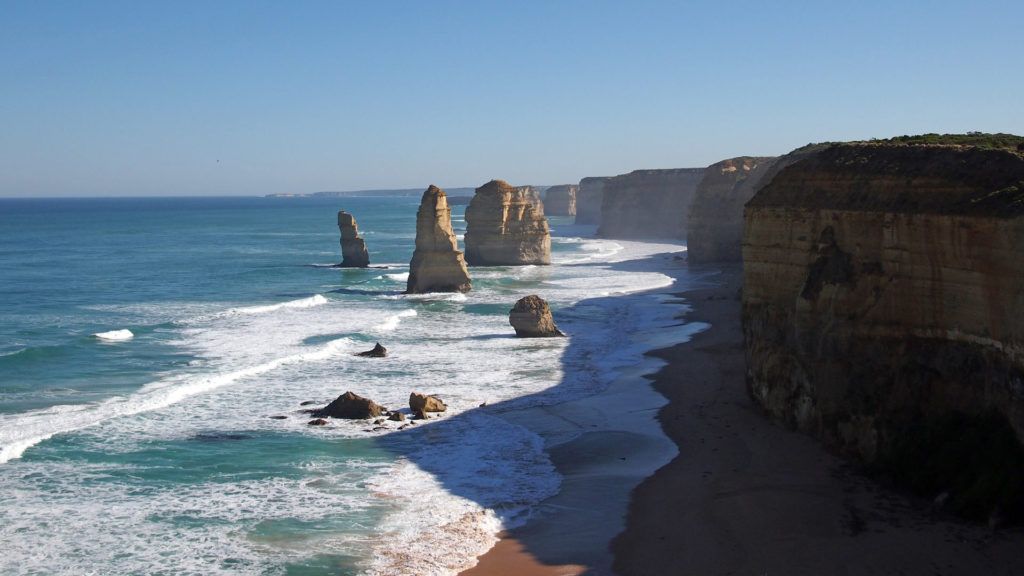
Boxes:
[543,185,578,217]
[517,185,545,216]
[337,211,370,268]
[575,176,611,225]
[464,180,551,266]
[686,157,776,263]
[406,186,472,293]
[742,143,1024,470]
[597,168,706,239]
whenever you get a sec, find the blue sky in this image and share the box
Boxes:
[1,1,1021,197]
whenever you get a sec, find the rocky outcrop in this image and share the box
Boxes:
[407,186,472,293]
[356,342,387,357]
[686,157,777,263]
[597,168,706,239]
[464,180,551,266]
[337,211,370,267]
[742,136,1024,518]
[409,392,447,414]
[544,185,577,217]
[509,295,564,337]
[517,185,545,215]
[575,176,611,225]
[310,391,384,419]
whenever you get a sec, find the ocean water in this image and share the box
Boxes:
[0,195,692,575]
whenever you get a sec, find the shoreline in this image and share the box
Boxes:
[463,260,1024,575]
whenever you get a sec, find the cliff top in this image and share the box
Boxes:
[475,179,517,194]
[749,134,1024,217]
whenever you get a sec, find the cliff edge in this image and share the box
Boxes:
[742,134,1024,520]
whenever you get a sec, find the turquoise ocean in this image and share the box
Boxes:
[0,195,693,575]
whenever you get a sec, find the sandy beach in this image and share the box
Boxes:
[464,261,1024,575]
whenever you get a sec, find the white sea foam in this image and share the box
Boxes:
[92,329,134,341]
[384,272,409,282]
[231,294,328,316]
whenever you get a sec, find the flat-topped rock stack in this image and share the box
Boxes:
[337,211,370,267]
[464,179,551,266]
[544,185,578,217]
[575,176,611,225]
[406,186,472,293]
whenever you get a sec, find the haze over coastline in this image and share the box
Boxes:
[2,1,1022,198]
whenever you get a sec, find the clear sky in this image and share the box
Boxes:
[1,0,1021,197]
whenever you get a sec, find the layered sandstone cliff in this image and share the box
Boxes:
[544,185,577,217]
[464,180,551,266]
[517,185,545,216]
[407,186,472,293]
[742,137,1024,517]
[575,176,611,225]
[597,168,706,239]
[686,157,776,263]
[337,211,370,267]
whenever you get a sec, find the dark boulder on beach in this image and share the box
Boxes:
[388,411,406,422]
[357,342,387,357]
[308,418,329,426]
[509,295,564,337]
[310,391,384,419]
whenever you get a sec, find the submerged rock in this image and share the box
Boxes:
[310,391,384,419]
[337,211,370,268]
[406,186,472,293]
[464,180,551,265]
[356,342,387,357]
[308,418,329,426]
[509,295,564,337]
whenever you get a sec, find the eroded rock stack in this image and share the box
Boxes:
[544,185,578,217]
[575,176,611,225]
[517,185,545,216]
[464,180,551,266]
[406,186,472,293]
[686,157,776,264]
[509,295,564,337]
[337,211,370,267]
[742,136,1024,517]
[597,168,706,239]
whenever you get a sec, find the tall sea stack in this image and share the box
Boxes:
[406,186,472,294]
[544,185,577,217]
[464,180,551,266]
[337,211,370,268]
[742,134,1024,520]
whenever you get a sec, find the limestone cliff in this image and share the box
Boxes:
[575,176,611,225]
[597,168,706,239]
[543,185,578,217]
[406,186,472,293]
[464,180,551,266]
[337,211,370,268]
[686,157,776,263]
[742,136,1024,518]
[517,185,545,216]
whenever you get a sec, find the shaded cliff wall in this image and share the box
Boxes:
[686,157,776,263]
[742,143,1024,469]
[597,168,706,239]
[575,176,611,225]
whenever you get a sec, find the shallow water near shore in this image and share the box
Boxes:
[0,196,694,575]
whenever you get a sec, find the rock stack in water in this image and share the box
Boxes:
[406,186,472,293]
[337,211,370,267]
[544,185,578,217]
[509,295,564,337]
[464,180,551,266]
